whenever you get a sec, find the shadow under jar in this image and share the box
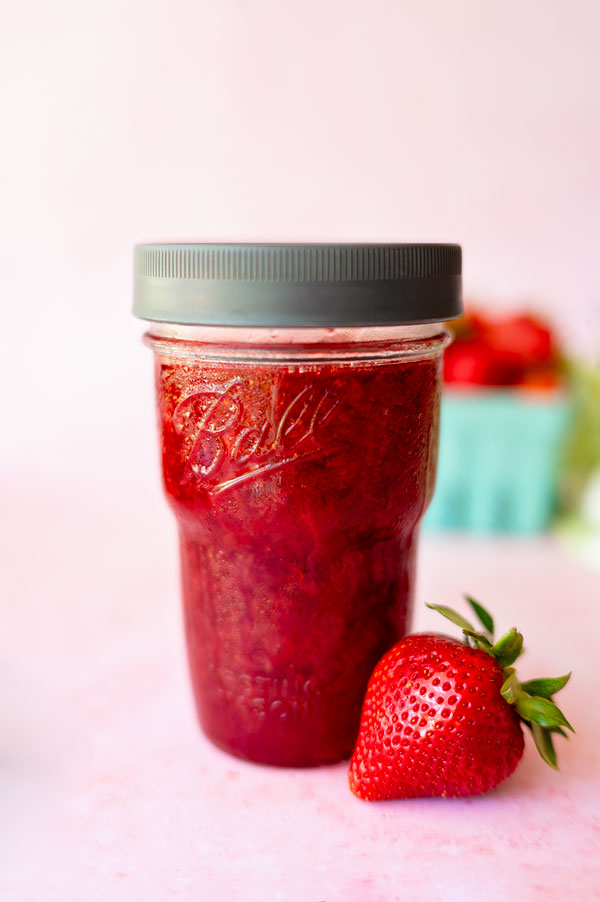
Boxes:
[134,243,462,766]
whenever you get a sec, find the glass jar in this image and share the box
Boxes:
[134,244,462,766]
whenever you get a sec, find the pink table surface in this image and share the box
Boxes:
[2,480,599,902]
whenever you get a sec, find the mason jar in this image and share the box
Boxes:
[134,243,462,766]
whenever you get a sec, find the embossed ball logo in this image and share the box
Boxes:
[172,377,340,494]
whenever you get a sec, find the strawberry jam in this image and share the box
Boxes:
[149,333,444,766]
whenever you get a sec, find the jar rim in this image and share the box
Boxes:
[144,324,451,365]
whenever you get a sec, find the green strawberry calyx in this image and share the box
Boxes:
[426,597,573,770]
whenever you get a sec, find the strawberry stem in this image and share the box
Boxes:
[491,628,524,668]
[428,597,573,770]
[521,674,572,698]
[425,604,475,633]
[464,595,495,635]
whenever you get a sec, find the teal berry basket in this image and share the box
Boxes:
[424,390,572,534]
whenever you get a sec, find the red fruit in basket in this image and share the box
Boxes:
[448,311,488,341]
[518,366,561,392]
[443,339,492,384]
[349,598,573,800]
[485,315,555,366]
[444,311,560,387]
[444,339,524,386]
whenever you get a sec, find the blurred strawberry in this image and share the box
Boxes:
[518,366,561,392]
[448,311,488,342]
[443,339,492,385]
[444,339,525,386]
[484,315,555,366]
[444,310,560,388]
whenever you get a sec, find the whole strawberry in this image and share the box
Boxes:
[349,598,572,800]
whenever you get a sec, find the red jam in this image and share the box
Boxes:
[153,339,441,766]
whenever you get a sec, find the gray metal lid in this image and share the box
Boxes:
[133,243,462,327]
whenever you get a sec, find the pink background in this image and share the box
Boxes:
[1,1,599,899]
[2,0,600,484]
